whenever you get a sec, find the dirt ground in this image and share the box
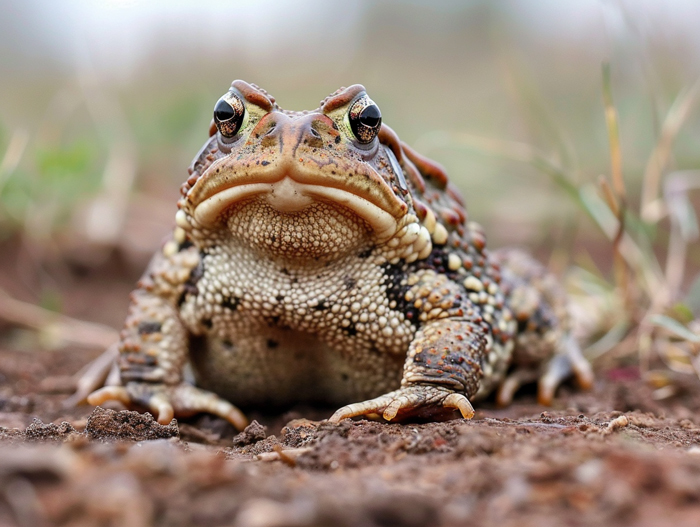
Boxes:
[2,241,700,527]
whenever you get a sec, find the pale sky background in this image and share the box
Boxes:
[2,0,699,83]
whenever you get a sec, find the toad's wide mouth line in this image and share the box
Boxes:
[192,177,399,241]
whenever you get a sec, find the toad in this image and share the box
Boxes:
[86,81,593,429]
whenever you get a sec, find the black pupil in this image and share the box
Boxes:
[214,99,235,122]
[359,105,381,128]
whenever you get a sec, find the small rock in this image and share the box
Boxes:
[605,415,630,433]
[234,498,315,527]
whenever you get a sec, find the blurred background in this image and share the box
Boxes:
[1,0,699,349]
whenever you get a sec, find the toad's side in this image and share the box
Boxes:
[86,81,593,428]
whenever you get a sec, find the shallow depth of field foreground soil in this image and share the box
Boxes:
[2,251,700,527]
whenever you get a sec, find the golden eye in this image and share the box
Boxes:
[213,92,245,138]
[348,95,382,144]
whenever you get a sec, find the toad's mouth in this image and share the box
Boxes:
[191,170,404,242]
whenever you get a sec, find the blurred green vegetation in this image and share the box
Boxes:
[0,1,698,256]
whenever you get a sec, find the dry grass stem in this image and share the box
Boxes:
[641,78,700,220]
[0,287,118,349]
[0,129,30,193]
[602,64,626,203]
[602,63,632,313]
[663,171,700,301]
[597,175,619,217]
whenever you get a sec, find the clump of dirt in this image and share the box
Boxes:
[4,343,700,527]
[84,406,179,442]
[2,407,700,527]
[231,419,267,446]
[25,419,77,442]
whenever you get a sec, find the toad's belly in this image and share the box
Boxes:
[188,328,405,407]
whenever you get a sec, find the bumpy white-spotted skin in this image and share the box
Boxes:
[87,81,592,427]
[181,237,412,405]
[169,206,513,407]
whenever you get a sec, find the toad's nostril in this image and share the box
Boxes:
[303,121,325,147]
[264,123,277,136]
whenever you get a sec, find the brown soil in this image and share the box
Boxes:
[2,243,700,526]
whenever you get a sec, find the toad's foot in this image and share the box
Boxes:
[65,344,120,408]
[496,335,594,407]
[87,382,249,430]
[537,336,594,406]
[329,385,475,423]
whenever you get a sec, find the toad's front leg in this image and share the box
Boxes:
[330,272,497,423]
[330,319,487,422]
[86,244,248,430]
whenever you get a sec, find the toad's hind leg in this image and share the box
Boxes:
[493,249,593,406]
[496,334,593,406]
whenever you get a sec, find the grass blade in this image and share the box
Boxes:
[650,314,700,343]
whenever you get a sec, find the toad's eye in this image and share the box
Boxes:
[214,93,245,138]
[348,95,382,144]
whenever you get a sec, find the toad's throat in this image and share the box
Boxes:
[193,177,399,241]
[224,198,374,262]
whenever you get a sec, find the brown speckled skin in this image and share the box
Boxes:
[88,81,592,428]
